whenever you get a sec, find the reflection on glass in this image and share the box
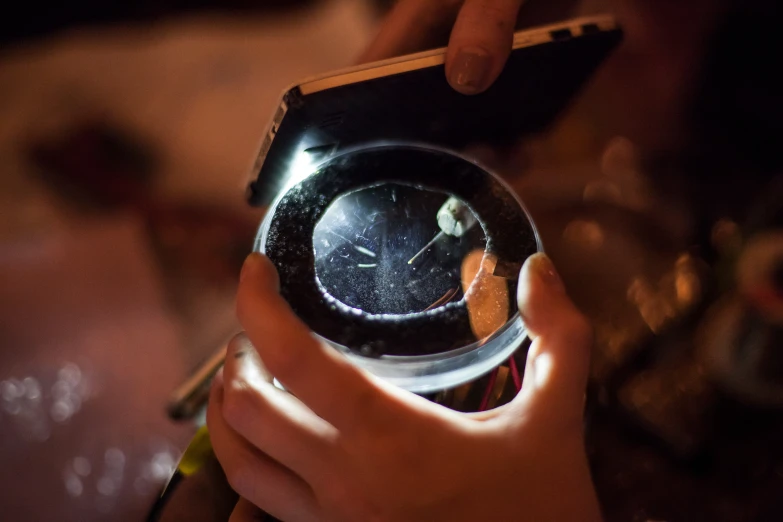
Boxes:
[313,183,486,315]
[461,250,510,340]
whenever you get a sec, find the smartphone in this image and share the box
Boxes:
[247,14,622,207]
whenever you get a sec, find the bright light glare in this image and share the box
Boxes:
[284,149,317,192]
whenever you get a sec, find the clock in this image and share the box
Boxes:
[313,182,486,316]
[257,144,538,393]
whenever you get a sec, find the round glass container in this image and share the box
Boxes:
[256,144,540,393]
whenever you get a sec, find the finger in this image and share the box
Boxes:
[207,379,320,522]
[446,0,526,94]
[357,0,463,64]
[236,253,400,434]
[226,333,273,383]
[229,498,265,522]
[221,333,338,482]
[511,253,593,421]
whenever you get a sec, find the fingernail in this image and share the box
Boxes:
[239,253,263,283]
[450,47,492,93]
[527,253,565,293]
[228,332,250,355]
[211,367,224,390]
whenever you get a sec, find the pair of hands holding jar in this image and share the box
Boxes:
[209,2,602,521]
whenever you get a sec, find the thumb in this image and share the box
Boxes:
[512,253,593,423]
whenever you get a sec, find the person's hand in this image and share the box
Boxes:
[358,0,527,95]
[207,252,601,522]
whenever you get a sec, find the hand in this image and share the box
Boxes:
[358,0,527,95]
[208,252,601,522]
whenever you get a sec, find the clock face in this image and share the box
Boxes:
[260,145,536,390]
[313,183,486,315]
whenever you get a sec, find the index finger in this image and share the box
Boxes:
[446,0,526,94]
[236,254,399,433]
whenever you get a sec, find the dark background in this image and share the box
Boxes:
[0,0,353,47]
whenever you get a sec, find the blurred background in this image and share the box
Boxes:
[1,0,782,521]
